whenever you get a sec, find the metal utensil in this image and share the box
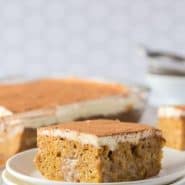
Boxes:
[138,45,185,76]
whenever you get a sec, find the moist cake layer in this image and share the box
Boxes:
[158,105,185,118]
[35,136,164,182]
[38,120,162,150]
[0,79,129,113]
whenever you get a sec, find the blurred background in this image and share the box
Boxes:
[0,0,185,84]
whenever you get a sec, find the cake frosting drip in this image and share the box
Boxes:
[61,158,78,182]
[0,106,12,117]
[158,106,185,118]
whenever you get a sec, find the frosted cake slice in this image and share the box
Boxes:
[158,105,185,150]
[35,119,165,183]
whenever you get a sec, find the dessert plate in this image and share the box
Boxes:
[2,170,31,185]
[6,148,185,185]
[2,170,185,185]
[2,171,185,185]
[3,170,185,185]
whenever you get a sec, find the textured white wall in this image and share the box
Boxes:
[0,0,185,83]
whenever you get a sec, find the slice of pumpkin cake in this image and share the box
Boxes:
[158,105,185,150]
[35,119,165,183]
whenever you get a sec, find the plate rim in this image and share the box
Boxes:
[6,148,185,185]
[2,170,17,185]
[3,169,185,185]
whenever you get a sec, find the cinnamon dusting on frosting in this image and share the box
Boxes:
[0,79,128,113]
[39,119,155,137]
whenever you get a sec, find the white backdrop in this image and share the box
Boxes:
[0,0,185,83]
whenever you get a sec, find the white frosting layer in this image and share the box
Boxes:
[158,106,185,118]
[0,106,13,117]
[56,95,142,123]
[39,128,161,151]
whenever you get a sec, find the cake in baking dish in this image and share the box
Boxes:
[35,119,165,183]
[0,78,142,121]
[158,105,185,150]
[0,78,146,165]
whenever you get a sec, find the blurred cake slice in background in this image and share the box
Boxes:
[0,78,148,166]
[158,105,185,150]
[35,119,165,182]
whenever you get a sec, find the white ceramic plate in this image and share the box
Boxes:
[2,170,185,185]
[2,170,31,185]
[171,177,185,185]
[5,148,185,185]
